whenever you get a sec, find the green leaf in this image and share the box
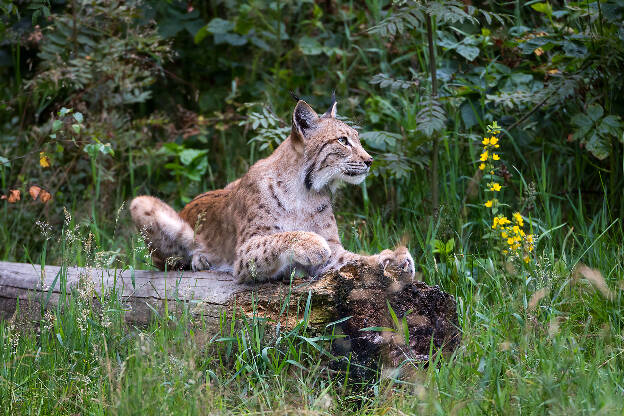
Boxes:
[179,149,208,166]
[52,120,63,132]
[530,2,553,18]
[71,124,81,134]
[73,112,83,123]
[299,36,323,56]
[562,40,587,58]
[460,101,479,129]
[387,300,399,329]
[58,107,72,117]
[359,131,401,151]
[587,104,604,122]
[194,25,210,44]
[214,33,247,46]
[585,132,610,160]
[571,113,592,137]
[455,44,480,61]
[445,238,455,253]
[598,115,622,136]
[205,18,234,35]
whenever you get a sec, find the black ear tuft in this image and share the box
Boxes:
[292,100,319,139]
[289,91,301,102]
[322,91,337,118]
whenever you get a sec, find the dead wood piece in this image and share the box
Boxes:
[0,260,460,374]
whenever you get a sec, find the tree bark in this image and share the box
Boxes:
[0,260,460,374]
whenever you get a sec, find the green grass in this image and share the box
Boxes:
[1,163,623,414]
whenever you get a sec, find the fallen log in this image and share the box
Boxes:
[0,260,460,373]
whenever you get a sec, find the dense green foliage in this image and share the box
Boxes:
[1,0,623,414]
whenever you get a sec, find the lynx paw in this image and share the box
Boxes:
[376,246,415,279]
[289,233,332,267]
[191,250,211,271]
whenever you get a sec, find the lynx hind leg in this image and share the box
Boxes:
[235,231,331,283]
[129,196,211,271]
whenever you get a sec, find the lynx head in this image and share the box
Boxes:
[291,96,373,192]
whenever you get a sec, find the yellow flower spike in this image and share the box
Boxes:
[490,137,498,146]
[512,212,523,226]
[480,151,489,162]
[482,137,490,146]
[479,163,486,170]
[492,154,500,161]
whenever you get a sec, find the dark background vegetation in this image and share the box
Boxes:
[1,0,622,266]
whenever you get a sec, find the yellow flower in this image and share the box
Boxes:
[482,137,490,146]
[479,163,486,170]
[492,217,500,229]
[489,183,502,192]
[513,212,524,226]
[512,225,520,235]
[492,153,500,161]
[484,200,493,208]
[490,137,498,146]
[39,152,51,168]
[501,231,508,239]
[480,151,489,162]
[507,237,515,246]
[523,256,530,263]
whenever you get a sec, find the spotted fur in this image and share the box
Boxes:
[130,99,415,282]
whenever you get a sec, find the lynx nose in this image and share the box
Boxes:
[364,157,373,167]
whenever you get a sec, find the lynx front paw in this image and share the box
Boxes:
[288,233,331,267]
[376,246,415,279]
[191,250,211,271]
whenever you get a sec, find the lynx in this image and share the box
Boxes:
[130,97,415,283]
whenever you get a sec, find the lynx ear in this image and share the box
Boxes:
[292,100,319,141]
[322,92,337,118]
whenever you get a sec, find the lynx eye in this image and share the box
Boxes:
[337,136,349,146]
